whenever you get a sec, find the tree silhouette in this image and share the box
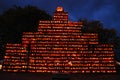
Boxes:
[79,19,120,61]
[0,5,52,43]
[0,6,52,59]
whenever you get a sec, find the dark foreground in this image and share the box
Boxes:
[0,72,120,80]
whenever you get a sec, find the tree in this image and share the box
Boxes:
[0,6,52,43]
[79,19,120,61]
[0,6,52,59]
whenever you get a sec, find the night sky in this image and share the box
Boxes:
[0,0,120,34]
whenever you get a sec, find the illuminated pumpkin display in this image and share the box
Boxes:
[2,6,116,73]
[56,6,63,11]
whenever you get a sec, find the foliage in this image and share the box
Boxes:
[79,19,120,61]
[0,6,52,43]
[0,6,52,59]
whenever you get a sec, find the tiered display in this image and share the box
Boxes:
[2,6,116,73]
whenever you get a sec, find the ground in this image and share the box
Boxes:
[0,72,120,80]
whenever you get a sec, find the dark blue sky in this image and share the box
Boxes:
[0,0,120,34]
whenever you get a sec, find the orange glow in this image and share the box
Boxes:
[56,6,63,11]
[0,65,2,70]
[2,6,116,73]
